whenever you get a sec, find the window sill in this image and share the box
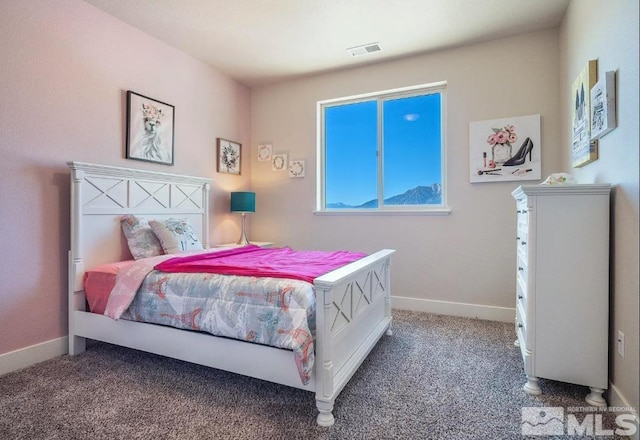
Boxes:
[313,208,451,216]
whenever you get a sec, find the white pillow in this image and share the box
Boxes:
[120,215,164,260]
[149,218,203,254]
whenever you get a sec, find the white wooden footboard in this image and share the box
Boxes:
[313,249,395,426]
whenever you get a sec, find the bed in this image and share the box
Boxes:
[67,161,395,426]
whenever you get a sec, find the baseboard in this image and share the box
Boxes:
[392,295,516,323]
[0,337,68,376]
[609,382,639,440]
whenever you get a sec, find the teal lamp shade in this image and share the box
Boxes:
[230,192,255,213]
[230,192,255,245]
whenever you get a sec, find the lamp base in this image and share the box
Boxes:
[236,213,250,245]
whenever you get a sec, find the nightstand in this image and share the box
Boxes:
[215,242,274,248]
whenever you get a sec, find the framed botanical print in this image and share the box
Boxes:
[257,143,273,161]
[126,91,175,165]
[272,153,288,171]
[289,160,305,178]
[216,138,241,174]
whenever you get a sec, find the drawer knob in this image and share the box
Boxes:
[521,241,527,245]
[518,323,523,328]
[518,266,524,271]
[518,295,523,300]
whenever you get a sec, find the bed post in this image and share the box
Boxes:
[68,165,86,355]
[202,182,211,249]
[313,249,395,426]
[384,257,393,336]
[314,286,336,427]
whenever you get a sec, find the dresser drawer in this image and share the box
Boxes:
[516,303,533,353]
[516,277,528,310]
[517,229,528,254]
[516,315,534,375]
[517,254,528,284]
[516,201,529,230]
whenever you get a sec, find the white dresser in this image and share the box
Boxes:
[511,184,611,406]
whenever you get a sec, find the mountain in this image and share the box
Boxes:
[380,184,442,206]
[325,202,353,209]
[327,184,441,209]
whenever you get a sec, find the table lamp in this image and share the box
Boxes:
[230,191,255,245]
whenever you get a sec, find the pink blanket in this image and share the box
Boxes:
[155,245,366,283]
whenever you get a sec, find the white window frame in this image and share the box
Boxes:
[316,82,450,215]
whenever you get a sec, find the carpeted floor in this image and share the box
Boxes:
[0,310,632,439]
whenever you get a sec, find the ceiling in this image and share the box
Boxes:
[84,0,570,87]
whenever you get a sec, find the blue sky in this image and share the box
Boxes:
[325,93,441,206]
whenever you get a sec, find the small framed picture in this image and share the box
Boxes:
[272,153,288,171]
[257,144,273,161]
[126,91,175,166]
[590,71,616,140]
[571,60,598,167]
[217,138,241,174]
[289,160,305,178]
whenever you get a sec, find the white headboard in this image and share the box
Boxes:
[67,161,212,294]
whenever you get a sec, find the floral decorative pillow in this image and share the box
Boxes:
[149,218,203,254]
[120,215,164,260]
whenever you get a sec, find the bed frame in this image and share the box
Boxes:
[67,161,395,426]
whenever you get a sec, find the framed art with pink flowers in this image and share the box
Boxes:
[126,91,175,166]
[469,114,541,183]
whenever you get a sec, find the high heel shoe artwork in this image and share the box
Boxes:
[503,137,534,167]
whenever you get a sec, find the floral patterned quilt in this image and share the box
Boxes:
[101,246,366,384]
[105,256,316,384]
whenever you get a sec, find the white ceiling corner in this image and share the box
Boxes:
[83,0,570,87]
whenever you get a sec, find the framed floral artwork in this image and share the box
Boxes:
[289,160,305,178]
[272,153,287,171]
[469,114,541,183]
[126,91,175,166]
[257,144,272,161]
[216,138,241,174]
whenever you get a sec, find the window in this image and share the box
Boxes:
[317,82,447,213]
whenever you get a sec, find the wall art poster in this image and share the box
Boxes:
[272,153,288,171]
[257,144,273,161]
[126,91,175,165]
[288,160,305,178]
[216,138,241,174]
[571,60,598,167]
[590,70,616,140]
[469,114,541,183]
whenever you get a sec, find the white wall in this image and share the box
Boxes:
[250,30,561,319]
[0,0,251,355]
[559,0,639,417]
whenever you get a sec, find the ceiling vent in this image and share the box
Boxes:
[347,42,382,57]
